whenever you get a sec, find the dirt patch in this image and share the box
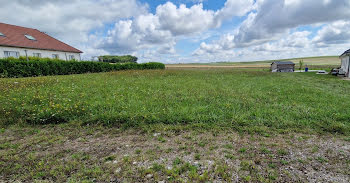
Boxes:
[1,126,349,182]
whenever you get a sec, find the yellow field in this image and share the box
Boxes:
[288,56,340,65]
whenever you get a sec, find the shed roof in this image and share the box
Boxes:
[272,61,295,65]
[0,22,82,53]
[340,49,350,57]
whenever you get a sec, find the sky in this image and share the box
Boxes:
[1,0,350,63]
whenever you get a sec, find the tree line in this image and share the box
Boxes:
[98,55,138,63]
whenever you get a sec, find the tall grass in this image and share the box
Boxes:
[0,69,349,135]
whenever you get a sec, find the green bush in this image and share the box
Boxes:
[0,57,164,78]
[98,55,138,63]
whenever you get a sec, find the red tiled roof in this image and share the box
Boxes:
[0,23,82,53]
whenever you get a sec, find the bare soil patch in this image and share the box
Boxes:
[1,125,349,182]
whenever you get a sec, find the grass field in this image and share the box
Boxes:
[1,68,350,182]
[1,68,349,134]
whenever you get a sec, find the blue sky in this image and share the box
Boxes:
[1,0,350,63]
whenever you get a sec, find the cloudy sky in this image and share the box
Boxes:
[1,0,350,63]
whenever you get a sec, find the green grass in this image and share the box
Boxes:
[1,69,350,135]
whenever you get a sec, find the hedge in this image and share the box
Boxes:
[0,57,165,78]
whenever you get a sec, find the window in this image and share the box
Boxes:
[33,53,41,58]
[25,34,36,41]
[4,51,19,58]
[69,55,75,60]
[0,32,4,37]
[52,54,59,59]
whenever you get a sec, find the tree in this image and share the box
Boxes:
[98,55,138,63]
[299,60,304,71]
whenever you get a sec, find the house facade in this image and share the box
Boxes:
[0,23,82,60]
[340,49,350,77]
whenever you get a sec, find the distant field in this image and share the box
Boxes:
[166,56,340,68]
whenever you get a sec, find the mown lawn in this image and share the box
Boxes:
[0,69,350,135]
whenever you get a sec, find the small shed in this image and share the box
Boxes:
[271,61,295,72]
[340,49,350,77]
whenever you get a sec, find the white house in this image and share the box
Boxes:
[340,49,350,77]
[0,23,82,60]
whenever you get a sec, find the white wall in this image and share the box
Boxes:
[0,46,81,61]
[340,55,350,77]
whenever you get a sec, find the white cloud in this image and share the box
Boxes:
[193,0,350,62]
[0,0,147,45]
[313,21,350,47]
[234,0,350,46]
[192,26,350,63]
[252,31,312,52]
[98,14,173,54]
[97,0,254,56]
[0,0,150,60]
[156,2,216,35]
[155,0,254,35]
[193,34,235,55]
[215,0,254,22]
